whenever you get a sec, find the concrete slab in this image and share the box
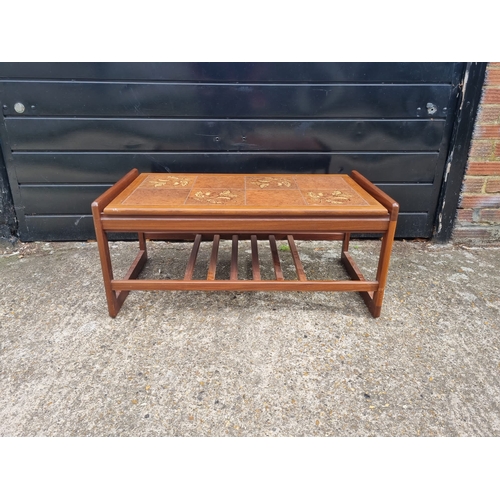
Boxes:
[1,239,499,436]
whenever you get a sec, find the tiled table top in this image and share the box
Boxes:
[103,174,388,216]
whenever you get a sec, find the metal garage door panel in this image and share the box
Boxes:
[0,62,464,241]
[0,62,455,82]
[6,118,445,152]
[1,82,451,119]
[12,152,440,184]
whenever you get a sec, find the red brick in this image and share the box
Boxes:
[467,162,500,175]
[483,88,500,104]
[495,142,500,157]
[463,176,485,193]
[485,178,500,193]
[477,106,500,123]
[469,140,494,158]
[486,69,500,85]
[456,209,474,222]
[489,62,500,69]
[480,209,500,223]
[460,195,500,209]
[452,227,494,240]
[475,125,500,138]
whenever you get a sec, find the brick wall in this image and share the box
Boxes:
[453,62,500,242]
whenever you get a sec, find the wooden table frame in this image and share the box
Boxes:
[92,169,399,318]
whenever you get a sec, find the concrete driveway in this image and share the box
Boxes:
[1,238,499,436]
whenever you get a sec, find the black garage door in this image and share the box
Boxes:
[0,62,464,241]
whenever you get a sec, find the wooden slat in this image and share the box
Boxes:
[342,232,350,252]
[269,235,284,281]
[207,234,220,280]
[143,233,344,241]
[287,235,307,281]
[251,235,261,281]
[111,279,379,292]
[230,235,238,280]
[183,234,202,280]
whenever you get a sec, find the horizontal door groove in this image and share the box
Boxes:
[0,80,454,86]
[12,151,440,156]
[11,150,442,154]
[5,117,447,123]
[7,119,445,152]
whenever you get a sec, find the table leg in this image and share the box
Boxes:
[92,212,120,317]
[340,224,396,318]
[138,232,148,257]
[342,232,350,253]
[371,219,397,318]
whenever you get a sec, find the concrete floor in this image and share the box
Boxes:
[1,238,499,436]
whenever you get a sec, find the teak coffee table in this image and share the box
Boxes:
[92,170,399,318]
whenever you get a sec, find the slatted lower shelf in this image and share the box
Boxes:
[110,234,378,292]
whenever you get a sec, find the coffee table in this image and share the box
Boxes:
[92,170,398,318]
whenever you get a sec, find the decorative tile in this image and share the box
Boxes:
[246,176,297,190]
[186,189,245,205]
[139,175,196,189]
[304,190,368,206]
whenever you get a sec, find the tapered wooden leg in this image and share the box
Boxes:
[138,232,147,255]
[370,220,397,318]
[93,226,149,317]
[92,208,120,317]
[340,224,396,318]
[342,232,350,253]
[91,170,142,317]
